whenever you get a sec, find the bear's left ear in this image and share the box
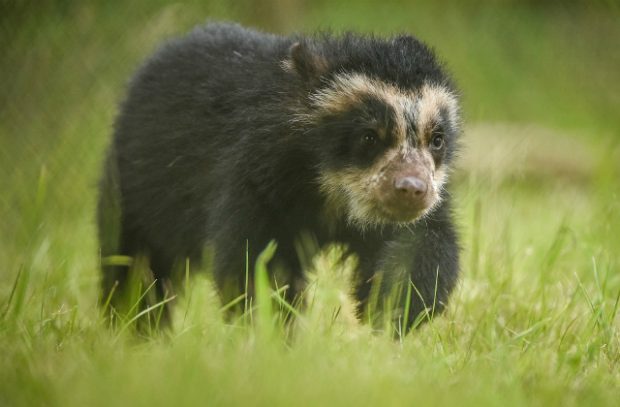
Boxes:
[283,41,328,81]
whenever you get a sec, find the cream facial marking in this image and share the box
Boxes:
[298,73,411,147]
[297,73,458,150]
[320,147,440,229]
[308,75,459,229]
[318,143,400,229]
[414,83,460,145]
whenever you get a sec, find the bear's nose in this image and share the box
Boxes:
[394,176,427,197]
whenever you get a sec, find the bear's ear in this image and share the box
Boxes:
[284,41,328,81]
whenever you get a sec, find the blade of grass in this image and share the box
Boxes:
[2,265,23,319]
[117,295,177,337]
[254,240,277,338]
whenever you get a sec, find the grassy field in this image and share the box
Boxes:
[1,1,619,406]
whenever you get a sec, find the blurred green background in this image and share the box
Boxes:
[1,1,619,406]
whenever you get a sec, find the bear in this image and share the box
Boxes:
[98,22,461,333]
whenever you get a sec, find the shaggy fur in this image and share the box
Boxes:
[98,22,461,332]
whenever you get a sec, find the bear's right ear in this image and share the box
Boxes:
[283,42,328,81]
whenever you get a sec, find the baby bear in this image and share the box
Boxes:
[98,22,461,333]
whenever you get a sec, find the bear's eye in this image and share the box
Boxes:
[361,130,377,146]
[430,133,444,150]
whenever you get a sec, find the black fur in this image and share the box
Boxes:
[98,22,460,332]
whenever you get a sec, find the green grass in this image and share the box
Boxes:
[1,1,619,406]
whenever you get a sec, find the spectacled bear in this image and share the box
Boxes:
[98,22,461,333]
